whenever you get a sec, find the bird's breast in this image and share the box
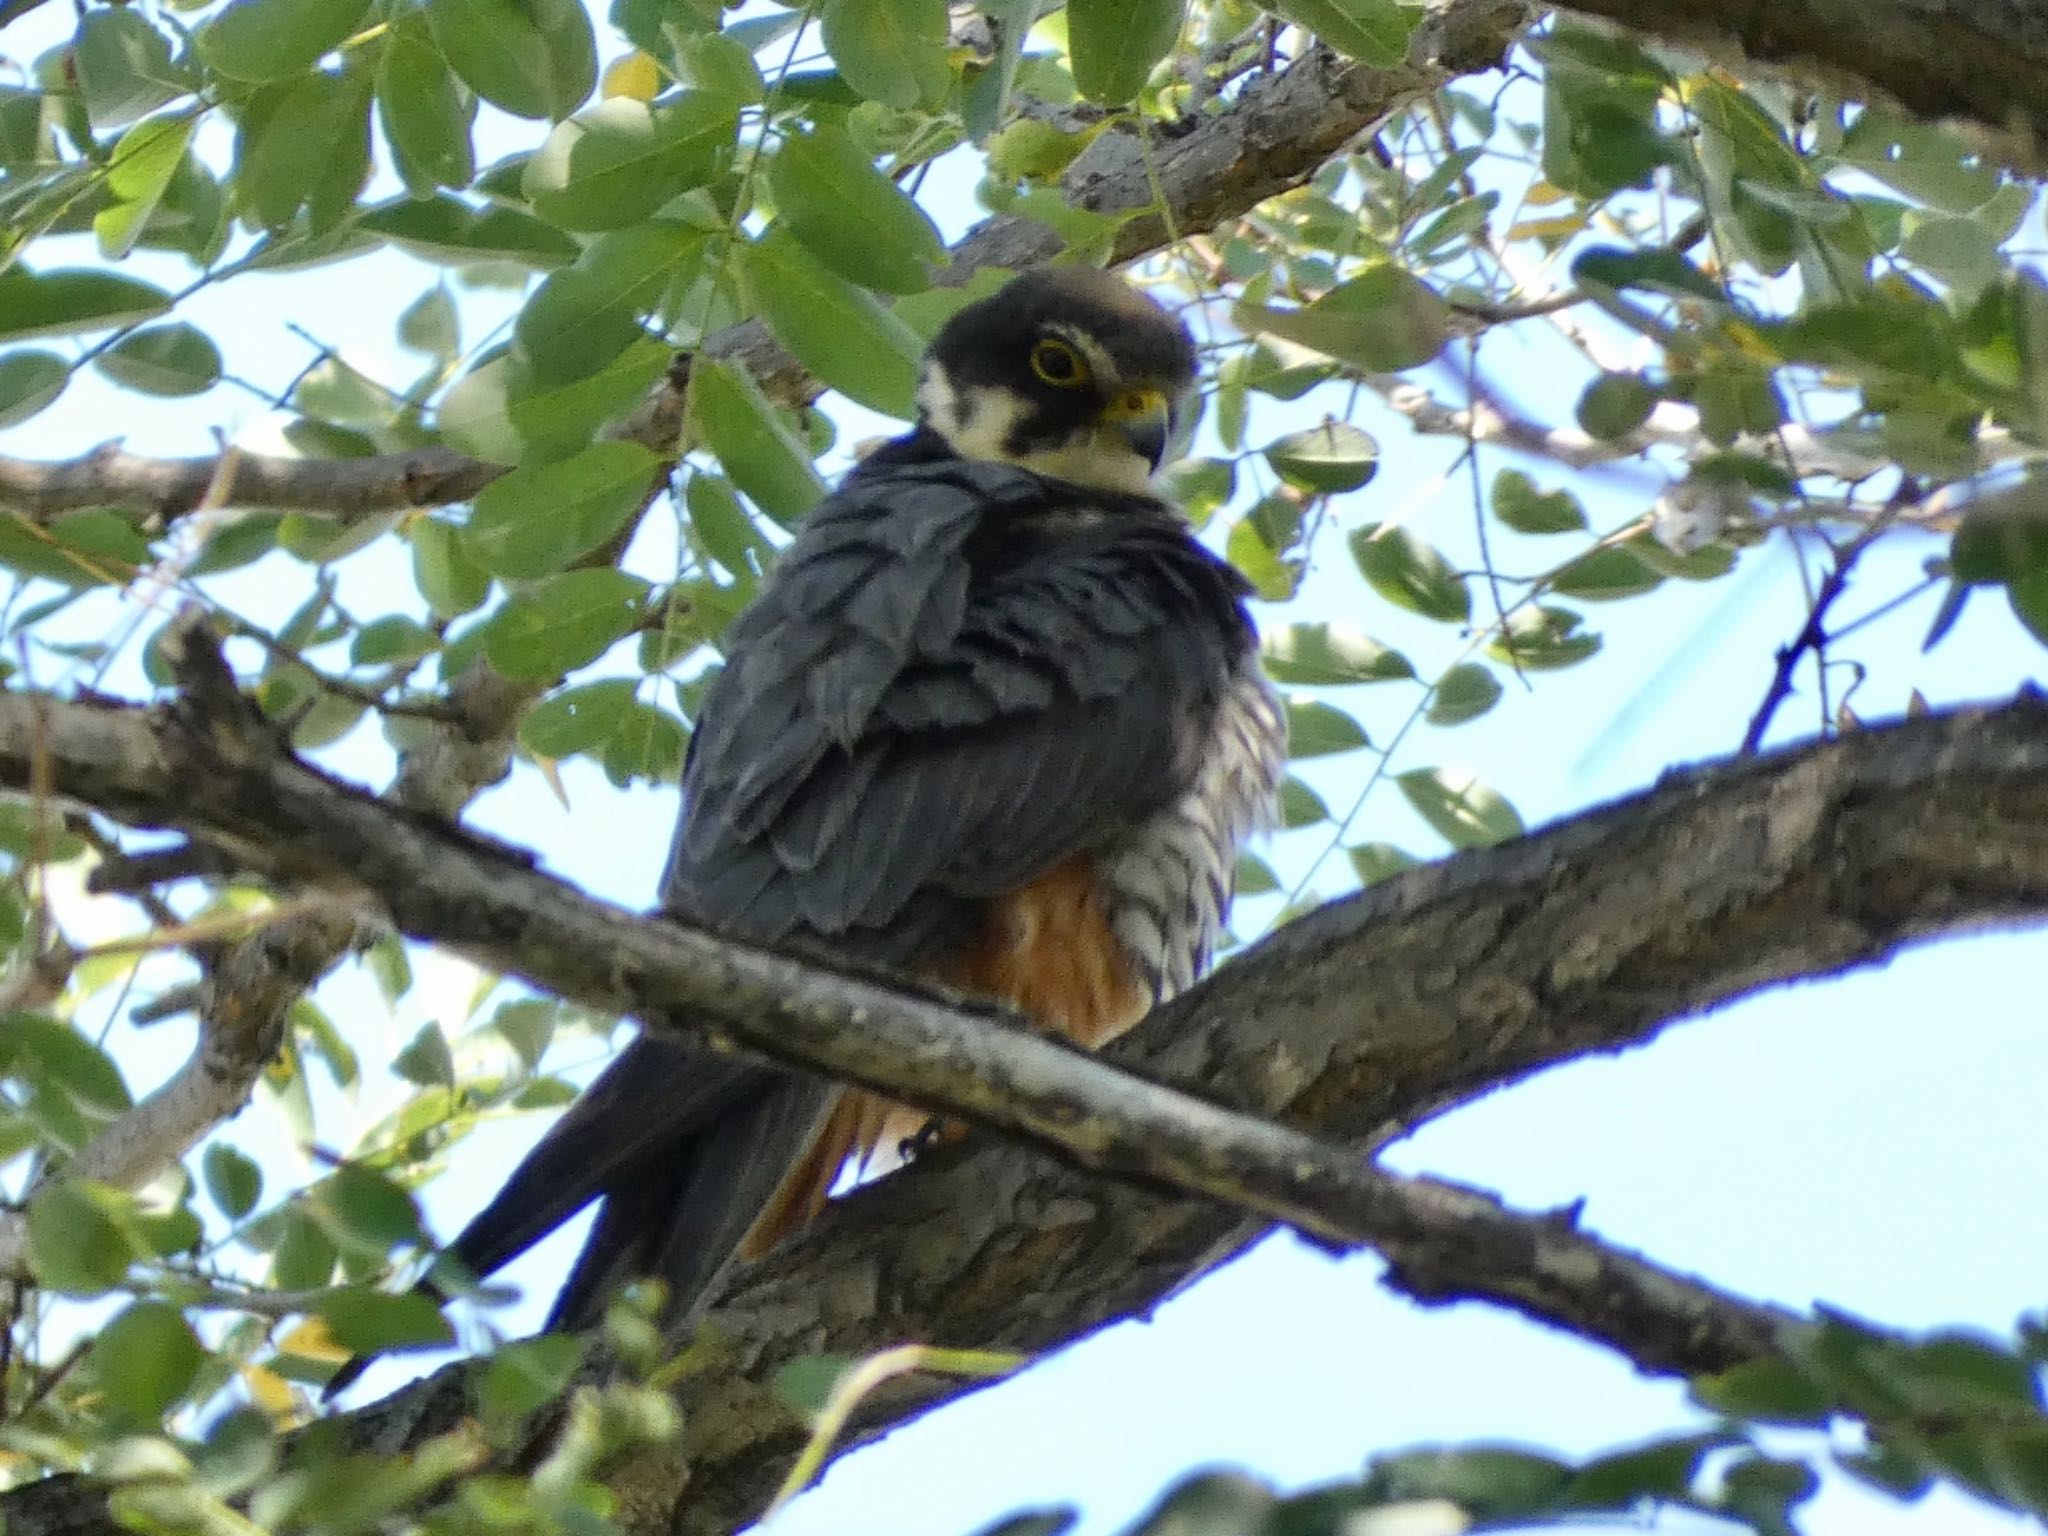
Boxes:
[1095,661,1287,1006]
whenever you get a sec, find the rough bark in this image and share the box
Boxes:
[0,615,2045,1532]
[1556,0,2048,167]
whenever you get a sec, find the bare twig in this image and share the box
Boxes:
[1739,520,1890,754]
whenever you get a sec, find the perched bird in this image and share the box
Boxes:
[348,266,1285,1375]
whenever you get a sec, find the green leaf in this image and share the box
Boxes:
[1576,371,1658,440]
[316,1288,455,1353]
[686,473,769,581]
[465,441,659,579]
[820,0,950,108]
[1901,214,2003,300]
[1067,0,1184,103]
[1408,191,1497,259]
[1573,244,1723,305]
[352,616,440,666]
[769,125,947,294]
[95,113,195,260]
[1267,0,1414,64]
[96,1302,202,1421]
[1695,1351,1843,1425]
[1263,422,1378,493]
[599,701,687,786]
[679,33,765,105]
[507,337,669,463]
[1396,767,1522,849]
[376,24,476,193]
[1567,1433,1727,1508]
[361,194,577,267]
[1487,604,1601,669]
[0,267,171,341]
[963,0,1031,141]
[483,568,650,681]
[1366,1445,1571,1517]
[739,230,922,417]
[520,678,635,758]
[1283,699,1367,757]
[1492,469,1586,533]
[1280,776,1328,827]
[413,516,492,616]
[1860,1332,2044,1417]
[366,932,414,1005]
[393,1020,456,1089]
[398,285,459,361]
[1225,514,1296,601]
[0,509,150,586]
[271,1207,338,1290]
[1347,842,1418,884]
[1235,266,1447,372]
[478,1335,587,1435]
[1552,545,1663,602]
[1262,623,1413,684]
[524,94,733,232]
[1426,663,1501,726]
[1694,361,1783,447]
[315,1164,426,1254]
[487,998,559,1071]
[1836,1442,1934,1502]
[1835,109,1999,213]
[426,0,596,120]
[1719,1454,1819,1535]
[74,10,184,130]
[26,1181,144,1295]
[236,69,373,233]
[776,1353,857,1417]
[1352,524,1469,623]
[0,350,67,427]
[689,357,828,523]
[1235,853,1278,895]
[203,1143,263,1220]
[96,323,221,396]
[437,356,525,465]
[516,222,698,384]
[199,0,371,81]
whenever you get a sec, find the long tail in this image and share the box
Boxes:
[323,1035,837,1396]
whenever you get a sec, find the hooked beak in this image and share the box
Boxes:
[1102,387,1174,473]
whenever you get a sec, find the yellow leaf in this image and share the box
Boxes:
[276,1315,350,1363]
[242,1362,297,1415]
[534,754,571,811]
[602,51,661,101]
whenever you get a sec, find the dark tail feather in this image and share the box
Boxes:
[547,1071,839,1332]
[447,1038,764,1279]
[323,1036,830,1398]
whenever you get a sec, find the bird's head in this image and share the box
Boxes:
[915,267,1197,496]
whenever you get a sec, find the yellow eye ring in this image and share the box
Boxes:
[1030,338,1089,388]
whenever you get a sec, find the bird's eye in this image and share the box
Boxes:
[1030,338,1088,388]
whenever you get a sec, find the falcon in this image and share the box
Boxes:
[375,267,1285,1359]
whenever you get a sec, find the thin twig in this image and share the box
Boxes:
[1738,521,1891,754]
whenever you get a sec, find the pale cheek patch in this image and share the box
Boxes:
[918,364,1026,466]
[919,364,1156,496]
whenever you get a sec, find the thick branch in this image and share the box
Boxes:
[0,657,1802,1284]
[1,641,2047,1527]
[1555,0,2048,169]
[0,1,1529,523]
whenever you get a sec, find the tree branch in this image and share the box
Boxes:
[1554,0,2048,171]
[0,1,1531,524]
[1,615,2047,1529]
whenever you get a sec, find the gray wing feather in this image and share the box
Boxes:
[442,457,1254,1340]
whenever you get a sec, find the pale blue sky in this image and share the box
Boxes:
[2,10,2043,1534]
